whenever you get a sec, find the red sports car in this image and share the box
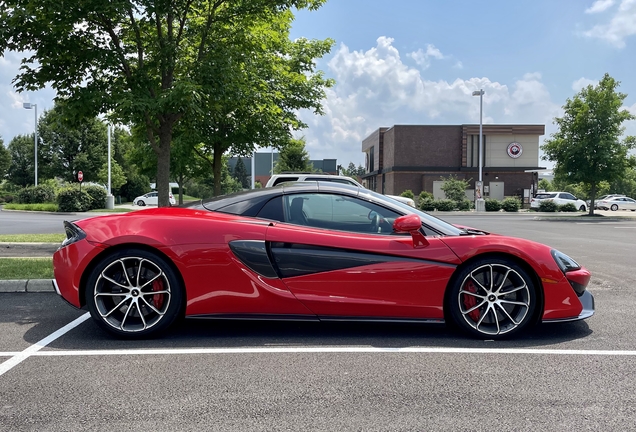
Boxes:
[53,182,594,339]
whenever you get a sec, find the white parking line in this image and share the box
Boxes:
[1,346,636,357]
[0,313,90,377]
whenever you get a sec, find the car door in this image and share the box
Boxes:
[625,198,636,210]
[264,193,461,320]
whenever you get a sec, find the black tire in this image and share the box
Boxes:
[448,257,537,339]
[579,205,586,211]
[85,248,184,339]
[611,204,618,211]
[137,200,145,206]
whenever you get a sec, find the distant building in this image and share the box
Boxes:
[228,153,338,186]
[361,124,546,201]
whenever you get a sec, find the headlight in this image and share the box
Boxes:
[551,249,580,273]
[60,221,87,248]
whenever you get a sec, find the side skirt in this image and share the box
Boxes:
[188,313,445,325]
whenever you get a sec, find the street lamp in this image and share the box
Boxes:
[472,89,485,211]
[22,102,38,186]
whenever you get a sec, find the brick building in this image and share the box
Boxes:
[361,124,546,201]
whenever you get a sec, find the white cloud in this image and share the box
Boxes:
[583,0,636,48]
[572,77,598,91]
[297,37,561,166]
[585,0,616,13]
[408,44,445,69]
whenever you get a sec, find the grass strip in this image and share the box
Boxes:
[3,203,58,212]
[0,258,54,279]
[0,233,65,243]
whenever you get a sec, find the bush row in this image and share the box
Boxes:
[9,184,108,212]
[537,201,578,212]
[484,198,522,212]
[417,196,522,212]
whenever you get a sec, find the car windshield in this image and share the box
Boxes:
[366,189,464,236]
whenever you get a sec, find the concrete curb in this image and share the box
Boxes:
[0,279,54,293]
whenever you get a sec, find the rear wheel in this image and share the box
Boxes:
[611,204,618,211]
[448,258,537,339]
[579,205,586,211]
[85,249,183,338]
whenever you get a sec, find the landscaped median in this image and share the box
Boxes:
[0,234,59,292]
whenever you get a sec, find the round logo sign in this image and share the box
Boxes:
[507,142,523,159]
[77,171,84,182]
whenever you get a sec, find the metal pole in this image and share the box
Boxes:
[251,152,255,189]
[34,104,38,186]
[479,90,483,183]
[107,124,111,195]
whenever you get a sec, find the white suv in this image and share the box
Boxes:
[530,191,587,211]
[265,174,416,207]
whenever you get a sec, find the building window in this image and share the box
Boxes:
[470,135,486,168]
[369,146,375,172]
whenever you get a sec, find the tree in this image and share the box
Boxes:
[97,159,127,192]
[342,162,365,177]
[37,103,107,183]
[1,0,330,206]
[542,74,636,214]
[440,174,470,202]
[233,157,249,189]
[0,137,10,180]
[6,134,35,187]
[274,137,314,173]
[538,178,551,192]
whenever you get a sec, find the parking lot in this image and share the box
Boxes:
[1,214,636,431]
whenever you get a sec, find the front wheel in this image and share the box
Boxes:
[137,200,145,206]
[85,249,184,338]
[611,204,618,211]
[579,205,586,211]
[448,258,537,339]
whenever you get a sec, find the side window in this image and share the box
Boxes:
[561,193,576,200]
[256,196,285,221]
[273,177,298,186]
[283,193,403,235]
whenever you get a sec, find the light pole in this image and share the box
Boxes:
[472,89,485,212]
[22,102,38,186]
[105,124,115,209]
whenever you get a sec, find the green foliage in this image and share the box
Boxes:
[434,199,456,211]
[538,178,552,192]
[541,73,636,214]
[609,167,636,198]
[97,159,127,192]
[0,137,10,179]
[485,199,502,212]
[341,162,365,177]
[440,175,470,202]
[456,199,471,211]
[56,189,93,212]
[233,158,250,189]
[17,185,56,204]
[120,173,151,203]
[400,190,415,199]
[501,197,521,212]
[275,137,314,173]
[419,191,434,202]
[3,203,58,212]
[559,203,578,212]
[0,194,14,203]
[6,134,35,187]
[539,201,558,212]
[255,181,263,189]
[419,198,435,211]
[83,185,107,210]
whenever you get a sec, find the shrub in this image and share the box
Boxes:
[538,200,558,212]
[558,203,578,212]
[419,197,436,211]
[418,191,433,202]
[17,185,56,204]
[456,199,471,211]
[485,199,501,212]
[57,189,93,212]
[400,189,414,199]
[501,197,521,212]
[3,195,13,203]
[83,185,107,210]
[3,203,58,212]
[434,199,456,211]
[440,175,470,202]
[120,173,151,202]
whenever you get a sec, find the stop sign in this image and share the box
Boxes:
[78,171,84,182]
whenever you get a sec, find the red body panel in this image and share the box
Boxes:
[53,207,590,323]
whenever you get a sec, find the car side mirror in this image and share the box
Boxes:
[393,214,428,248]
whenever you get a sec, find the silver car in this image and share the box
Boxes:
[596,196,636,211]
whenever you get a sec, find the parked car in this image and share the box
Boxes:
[266,173,416,207]
[530,192,587,211]
[133,191,176,206]
[596,196,636,211]
[587,194,625,209]
[53,181,593,340]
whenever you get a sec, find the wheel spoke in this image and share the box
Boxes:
[137,302,147,330]
[500,299,529,308]
[100,275,131,291]
[495,302,520,326]
[468,273,488,292]
[118,259,134,287]
[475,304,491,328]
[139,272,163,290]
[119,300,136,330]
[460,289,486,300]
[499,284,527,296]
[100,296,129,318]
[140,296,165,316]
[463,299,487,315]
[494,269,512,293]
[488,265,494,290]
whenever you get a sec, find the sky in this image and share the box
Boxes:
[1,0,636,168]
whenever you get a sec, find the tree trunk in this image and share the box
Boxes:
[589,182,597,216]
[213,141,223,196]
[156,120,174,207]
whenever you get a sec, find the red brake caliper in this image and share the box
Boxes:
[463,280,481,322]
[152,279,164,309]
